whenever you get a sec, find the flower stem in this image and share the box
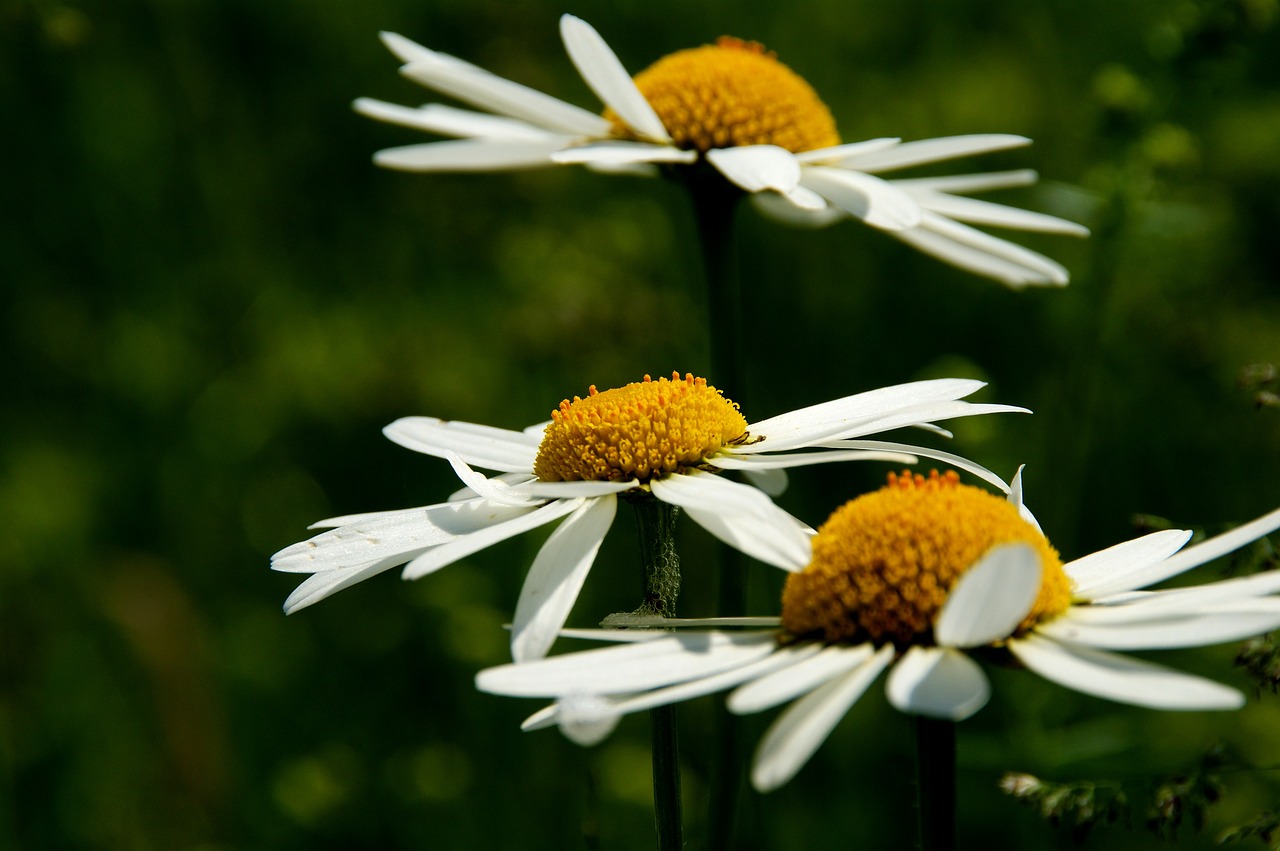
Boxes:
[683,169,746,851]
[913,716,958,851]
[629,496,683,851]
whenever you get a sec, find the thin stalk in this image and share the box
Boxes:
[683,170,746,851]
[913,716,958,851]
[630,495,683,851]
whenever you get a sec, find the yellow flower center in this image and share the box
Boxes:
[781,471,1072,646]
[610,37,840,154]
[533,372,748,483]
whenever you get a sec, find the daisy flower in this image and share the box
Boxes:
[355,15,1087,288]
[476,469,1280,791]
[272,373,1022,662]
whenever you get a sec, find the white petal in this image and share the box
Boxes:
[373,138,566,171]
[1009,634,1244,710]
[448,472,537,503]
[556,693,622,746]
[710,448,917,471]
[1063,529,1194,598]
[750,191,846,228]
[1075,506,1280,598]
[908,190,1090,236]
[596,615,783,629]
[382,417,538,472]
[890,169,1039,194]
[401,497,580,580]
[443,453,541,507]
[1007,464,1043,532]
[799,167,923,230]
[917,212,1070,284]
[742,466,789,497]
[1038,600,1280,650]
[885,647,991,720]
[475,631,778,697]
[389,37,612,136]
[555,628,673,642]
[282,561,401,613]
[515,479,637,499]
[1071,570,1280,624]
[935,544,1043,648]
[354,98,558,141]
[707,146,802,194]
[750,644,894,792]
[822,439,1012,494]
[839,134,1031,174]
[743,378,987,449]
[781,184,829,211]
[510,495,617,662]
[272,500,531,572]
[606,644,818,717]
[650,473,813,571]
[891,225,1061,288]
[559,15,671,142]
[551,141,695,165]
[793,138,901,164]
[729,644,874,713]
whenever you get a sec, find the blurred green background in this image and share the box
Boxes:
[4,0,1280,848]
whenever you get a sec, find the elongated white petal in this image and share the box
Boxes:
[1038,600,1280,650]
[515,479,636,499]
[556,693,621,745]
[476,631,778,697]
[1075,506,1280,598]
[283,561,401,613]
[373,138,567,171]
[819,440,1012,494]
[751,644,894,792]
[607,644,819,717]
[449,472,537,504]
[885,647,990,720]
[751,191,847,228]
[707,146,802,194]
[890,169,1038,194]
[559,15,671,142]
[742,466,789,497]
[596,615,783,629]
[556,628,673,642]
[1064,529,1194,598]
[382,417,538,472]
[551,141,696,165]
[891,221,1063,288]
[402,497,580,580]
[650,473,813,571]
[710,448,917,470]
[511,495,617,662]
[936,544,1042,648]
[354,98,558,141]
[793,138,901,164]
[919,212,1070,284]
[386,35,612,136]
[840,134,1031,173]
[272,500,533,572]
[800,167,923,230]
[1007,464,1042,532]
[744,379,986,448]
[444,453,541,507]
[1009,634,1244,710]
[908,190,1090,235]
[729,644,874,713]
[1069,570,1280,624]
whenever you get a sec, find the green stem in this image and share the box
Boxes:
[629,496,683,851]
[683,170,746,851]
[913,716,958,851]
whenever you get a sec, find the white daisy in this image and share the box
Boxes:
[355,15,1088,288]
[476,469,1280,791]
[272,373,1022,662]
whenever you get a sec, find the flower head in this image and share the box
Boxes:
[356,16,1087,287]
[272,374,1022,662]
[476,471,1280,791]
